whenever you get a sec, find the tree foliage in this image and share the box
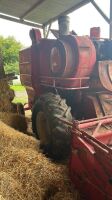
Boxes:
[0,36,23,74]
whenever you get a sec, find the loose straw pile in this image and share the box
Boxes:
[0,112,27,133]
[0,80,14,112]
[0,121,81,200]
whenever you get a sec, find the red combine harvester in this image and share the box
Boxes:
[19,16,112,199]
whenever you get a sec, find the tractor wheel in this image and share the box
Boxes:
[32,93,72,160]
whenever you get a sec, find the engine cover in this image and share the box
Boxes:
[50,35,96,78]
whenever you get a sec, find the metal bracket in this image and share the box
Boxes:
[43,23,52,38]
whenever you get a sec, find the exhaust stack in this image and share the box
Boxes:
[58,15,70,37]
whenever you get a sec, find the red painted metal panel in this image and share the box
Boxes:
[19,47,35,107]
[70,118,112,200]
[50,35,96,87]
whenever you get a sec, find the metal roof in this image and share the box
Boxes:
[0,0,90,28]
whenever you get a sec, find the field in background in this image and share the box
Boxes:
[10,84,28,104]
[11,85,25,91]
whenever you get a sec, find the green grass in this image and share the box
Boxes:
[10,84,28,104]
[12,97,28,104]
[10,84,25,91]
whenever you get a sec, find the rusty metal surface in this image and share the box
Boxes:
[80,92,112,120]
[50,40,75,77]
[58,114,112,138]
[98,61,112,92]
[40,76,90,89]
[50,35,96,81]
[108,64,112,82]
[19,47,35,107]
[70,119,112,199]
[98,93,112,116]
[79,117,112,137]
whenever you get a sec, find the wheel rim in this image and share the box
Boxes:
[36,111,48,145]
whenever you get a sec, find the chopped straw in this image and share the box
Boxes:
[0,80,14,112]
[0,80,28,132]
[0,120,38,150]
[0,195,6,200]
[0,112,27,133]
[0,121,81,200]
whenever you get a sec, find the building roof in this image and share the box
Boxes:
[0,0,90,28]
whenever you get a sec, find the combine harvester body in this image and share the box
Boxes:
[19,15,112,199]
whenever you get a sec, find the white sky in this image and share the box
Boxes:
[0,0,110,46]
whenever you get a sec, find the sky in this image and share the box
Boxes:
[0,0,110,47]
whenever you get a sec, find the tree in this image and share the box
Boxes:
[0,36,23,75]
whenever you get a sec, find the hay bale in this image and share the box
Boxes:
[0,195,6,200]
[0,80,24,115]
[0,112,27,133]
[0,80,14,112]
[0,79,27,133]
[0,172,25,200]
[0,121,38,150]
[0,121,81,200]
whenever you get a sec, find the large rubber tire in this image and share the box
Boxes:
[32,93,72,160]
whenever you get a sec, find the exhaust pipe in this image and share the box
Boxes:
[58,15,70,37]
